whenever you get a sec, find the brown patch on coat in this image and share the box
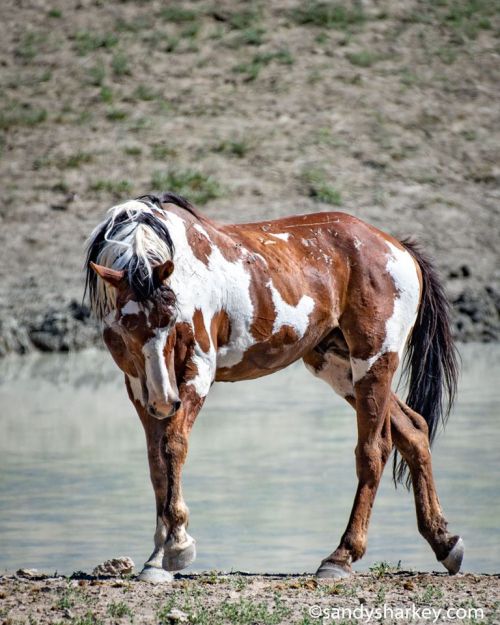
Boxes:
[103,327,138,376]
[192,308,210,353]
[185,225,212,266]
[338,224,402,359]
[173,322,196,383]
[210,310,231,349]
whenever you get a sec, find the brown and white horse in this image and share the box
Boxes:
[85,192,462,582]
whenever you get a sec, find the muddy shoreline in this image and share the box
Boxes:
[1,570,499,625]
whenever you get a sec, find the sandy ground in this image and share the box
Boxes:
[1,570,499,625]
[0,0,499,354]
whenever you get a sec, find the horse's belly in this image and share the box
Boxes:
[214,326,323,382]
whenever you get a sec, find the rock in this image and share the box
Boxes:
[162,608,189,623]
[92,557,135,577]
[452,286,499,342]
[16,568,47,579]
[0,317,32,357]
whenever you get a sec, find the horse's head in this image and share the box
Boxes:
[90,259,181,419]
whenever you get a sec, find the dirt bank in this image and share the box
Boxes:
[0,0,499,356]
[1,570,499,625]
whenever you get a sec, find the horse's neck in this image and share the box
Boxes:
[165,212,235,319]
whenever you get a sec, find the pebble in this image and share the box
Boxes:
[163,608,189,623]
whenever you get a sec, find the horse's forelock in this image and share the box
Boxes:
[85,199,175,320]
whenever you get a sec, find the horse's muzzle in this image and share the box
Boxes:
[147,400,181,419]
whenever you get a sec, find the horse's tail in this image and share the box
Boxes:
[393,239,459,487]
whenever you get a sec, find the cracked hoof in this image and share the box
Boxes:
[137,566,173,583]
[163,540,196,571]
[315,561,352,580]
[439,536,464,575]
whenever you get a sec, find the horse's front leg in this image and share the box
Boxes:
[128,376,205,581]
[136,410,172,583]
[160,398,203,572]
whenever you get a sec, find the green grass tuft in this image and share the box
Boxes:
[108,601,133,618]
[213,137,250,158]
[151,143,177,159]
[124,145,142,156]
[346,50,382,67]
[233,48,294,80]
[99,86,113,103]
[160,6,198,23]
[369,560,401,578]
[132,84,159,101]
[303,168,342,205]
[112,52,131,77]
[58,151,93,169]
[74,31,118,55]
[90,179,133,196]
[0,103,47,130]
[290,2,365,29]
[106,108,128,121]
[226,9,261,30]
[87,63,105,86]
[151,169,221,205]
[15,32,47,62]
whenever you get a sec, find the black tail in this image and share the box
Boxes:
[393,239,459,487]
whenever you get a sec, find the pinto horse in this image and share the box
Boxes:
[85,192,462,582]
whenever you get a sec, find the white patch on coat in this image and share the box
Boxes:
[127,374,144,406]
[193,223,211,240]
[162,212,256,382]
[305,352,354,399]
[272,232,290,241]
[350,355,379,383]
[267,280,315,336]
[142,332,178,404]
[144,516,168,568]
[351,241,420,383]
[354,236,362,250]
[121,300,141,316]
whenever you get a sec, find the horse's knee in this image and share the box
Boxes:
[355,439,388,483]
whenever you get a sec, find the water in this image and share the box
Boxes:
[0,344,498,575]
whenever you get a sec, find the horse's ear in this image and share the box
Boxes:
[154,260,174,284]
[90,262,126,289]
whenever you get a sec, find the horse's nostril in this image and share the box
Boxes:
[148,404,156,415]
[173,400,181,413]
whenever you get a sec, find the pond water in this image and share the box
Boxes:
[0,344,498,575]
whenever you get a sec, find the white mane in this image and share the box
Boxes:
[86,200,173,320]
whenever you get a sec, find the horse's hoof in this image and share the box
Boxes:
[439,536,464,575]
[137,566,173,583]
[163,539,196,571]
[315,561,352,580]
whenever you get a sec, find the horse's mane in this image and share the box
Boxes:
[84,192,196,320]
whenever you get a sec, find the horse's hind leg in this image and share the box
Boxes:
[390,395,464,573]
